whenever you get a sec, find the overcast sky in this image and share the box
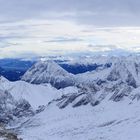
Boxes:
[0,0,140,58]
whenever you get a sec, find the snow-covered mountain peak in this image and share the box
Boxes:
[22,60,75,89]
[38,60,69,76]
[106,57,140,87]
[0,76,9,83]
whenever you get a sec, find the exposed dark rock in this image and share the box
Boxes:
[110,86,132,102]
[0,89,35,125]
[13,99,34,118]
[72,96,89,107]
[126,73,137,88]
[36,105,46,114]
[0,125,22,140]
[57,93,78,109]
[90,100,100,106]
[107,70,120,81]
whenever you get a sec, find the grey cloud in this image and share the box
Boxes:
[88,44,117,49]
[0,0,140,26]
[61,47,133,57]
[44,37,83,43]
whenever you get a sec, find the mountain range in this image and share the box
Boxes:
[0,55,140,139]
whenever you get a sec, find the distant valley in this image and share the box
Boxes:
[0,57,111,81]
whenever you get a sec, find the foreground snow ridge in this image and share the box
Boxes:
[1,55,140,139]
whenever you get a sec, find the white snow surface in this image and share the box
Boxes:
[0,76,62,109]
[19,100,140,140]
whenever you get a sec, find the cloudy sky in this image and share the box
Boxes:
[0,0,140,58]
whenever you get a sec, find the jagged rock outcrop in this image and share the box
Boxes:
[0,125,22,140]
[0,89,34,124]
[107,59,137,88]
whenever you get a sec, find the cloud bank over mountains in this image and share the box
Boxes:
[0,0,140,58]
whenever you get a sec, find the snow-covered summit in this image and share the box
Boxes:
[107,57,140,87]
[22,60,75,89]
[0,76,9,83]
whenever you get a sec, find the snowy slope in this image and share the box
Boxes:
[0,76,62,110]
[19,100,140,140]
